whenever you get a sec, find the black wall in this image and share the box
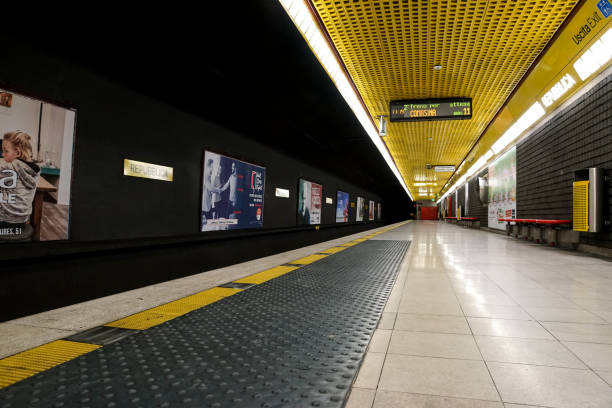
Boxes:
[0,27,411,319]
[467,169,489,228]
[517,73,612,248]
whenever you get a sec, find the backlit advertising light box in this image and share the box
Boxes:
[356,196,365,221]
[335,190,349,223]
[0,88,75,242]
[201,150,265,231]
[297,178,322,225]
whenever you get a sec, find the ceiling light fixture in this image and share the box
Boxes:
[278,0,413,200]
[434,65,442,70]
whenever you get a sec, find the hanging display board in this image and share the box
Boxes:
[389,98,472,122]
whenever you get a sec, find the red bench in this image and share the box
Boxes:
[445,216,479,228]
[498,218,572,246]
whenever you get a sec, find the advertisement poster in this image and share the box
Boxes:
[201,151,265,231]
[0,88,75,242]
[378,203,381,219]
[488,147,516,230]
[369,200,375,221]
[297,178,322,225]
[356,196,365,221]
[335,190,349,223]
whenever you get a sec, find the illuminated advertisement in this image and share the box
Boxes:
[369,200,375,221]
[0,88,75,242]
[297,178,322,225]
[356,196,365,221]
[335,190,349,223]
[201,151,265,231]
[488,147,516,230]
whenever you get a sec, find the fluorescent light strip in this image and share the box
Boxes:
[278,0,413,201]
[573,28,612,81]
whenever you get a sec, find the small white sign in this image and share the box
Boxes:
[275,188,290,198]
[325,197,333,204]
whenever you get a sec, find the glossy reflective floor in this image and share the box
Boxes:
[348,221,612,408]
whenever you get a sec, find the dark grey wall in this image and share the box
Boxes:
[467,169,489,228]
[517,73,612,248]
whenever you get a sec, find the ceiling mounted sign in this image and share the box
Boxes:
[389,98,472,122]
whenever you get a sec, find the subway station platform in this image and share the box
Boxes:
[2,221,612,408]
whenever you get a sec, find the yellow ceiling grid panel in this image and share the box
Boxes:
[311,0,579,198]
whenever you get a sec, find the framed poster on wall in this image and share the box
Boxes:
[378,203,382,219]
[0,88,76,242]
[201,150,265,231]
[356,196,365,221]
[488,147,516,230]
[335,190,349,223]
[297,178,322,225]
[369,200,375,221]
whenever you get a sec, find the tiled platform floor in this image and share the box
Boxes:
[348,221,612,408]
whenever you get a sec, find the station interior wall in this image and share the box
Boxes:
[0,40,411,321]
[460,73,611,248]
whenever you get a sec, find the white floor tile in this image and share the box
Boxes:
[475,336,586,369]
[488,362,612,408]
[524,306,607,324]
[541,322,612,344]
[346,388,376,408]
[468,318,554,340]
[388,331,481,360]
[461,304,532,320]
[563,341,612,371]
[379,354,500,401]
[398,299,464,316]
[368,329,392,353]
[354,352,386,389]
[377,312,396,330]
[394,314,471,334]
[373,391,503,407]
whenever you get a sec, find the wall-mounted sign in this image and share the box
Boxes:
[434,165,456,172]
[275,188,290,198]
[124,159,173,182]
[390,98,472,122]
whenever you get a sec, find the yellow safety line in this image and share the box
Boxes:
[289,254,328,265]
[235,265,300,284]
[0,340,100,389]
[106,287,242,330]
[0,221,410,390]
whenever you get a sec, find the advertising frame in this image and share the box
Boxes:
[296,177,323,226]
[356,196,365,222]
[201,149,266,232]
[335,189,349,223]
[0,85,77,243]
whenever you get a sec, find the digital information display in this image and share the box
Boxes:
[389,98,472,122]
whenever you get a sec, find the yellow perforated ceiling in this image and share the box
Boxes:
[311,0,578,199]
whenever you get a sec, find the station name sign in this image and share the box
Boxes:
[123,159,174,182]
[389,98,472,122]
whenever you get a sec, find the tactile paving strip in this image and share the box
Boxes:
[0,240,409,408]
